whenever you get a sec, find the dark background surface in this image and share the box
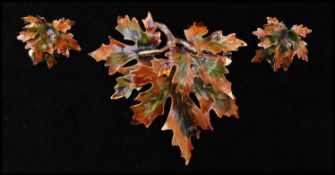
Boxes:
[1,1,333,173]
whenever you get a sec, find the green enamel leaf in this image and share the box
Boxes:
[137,33,157,49]
[106,52,138,75]
[199,58,225,78]
[194,78,236,117]
[130,78,170,127]
[115,15,160,51]
[270,30,283,43]
[91,14,161,75]
[111,76,134,99]
[172,94,199,138]
[170,50,196,97]
[288,30,299,42]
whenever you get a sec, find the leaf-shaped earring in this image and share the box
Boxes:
[17,16,81,68]
[89,12,246,165]
[251,17,312,71]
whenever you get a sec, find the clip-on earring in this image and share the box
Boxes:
[17,15,81,68]
[251,17,312,71]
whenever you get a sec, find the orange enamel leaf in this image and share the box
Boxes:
[52,18,74,33]
[89,12,245,165]
[251,49,267,63]
[291,24,312,38]
[130,63,170,127]
[22,15,42,23]
[264,17,286,31]
[253,28,266,38]
[194,78,238,118]
[184,22,208,42]
[251,17,312,71]
[185,22,247,54]
[89,37,138,75]
[221,33,248,52]
[274,46,294,71]
[17,16,81,68]
[17,30,36,42]
[162,93,213,165]
[295,40,309,61]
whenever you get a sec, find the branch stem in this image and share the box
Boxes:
[138,22,196,56]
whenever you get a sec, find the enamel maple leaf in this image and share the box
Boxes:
[17,16,81,68]
[89,12,246,165]
[251,17,312,71]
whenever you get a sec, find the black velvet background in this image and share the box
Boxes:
[1,1,333,173]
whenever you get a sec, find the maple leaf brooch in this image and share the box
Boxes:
[89,12,247,165]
